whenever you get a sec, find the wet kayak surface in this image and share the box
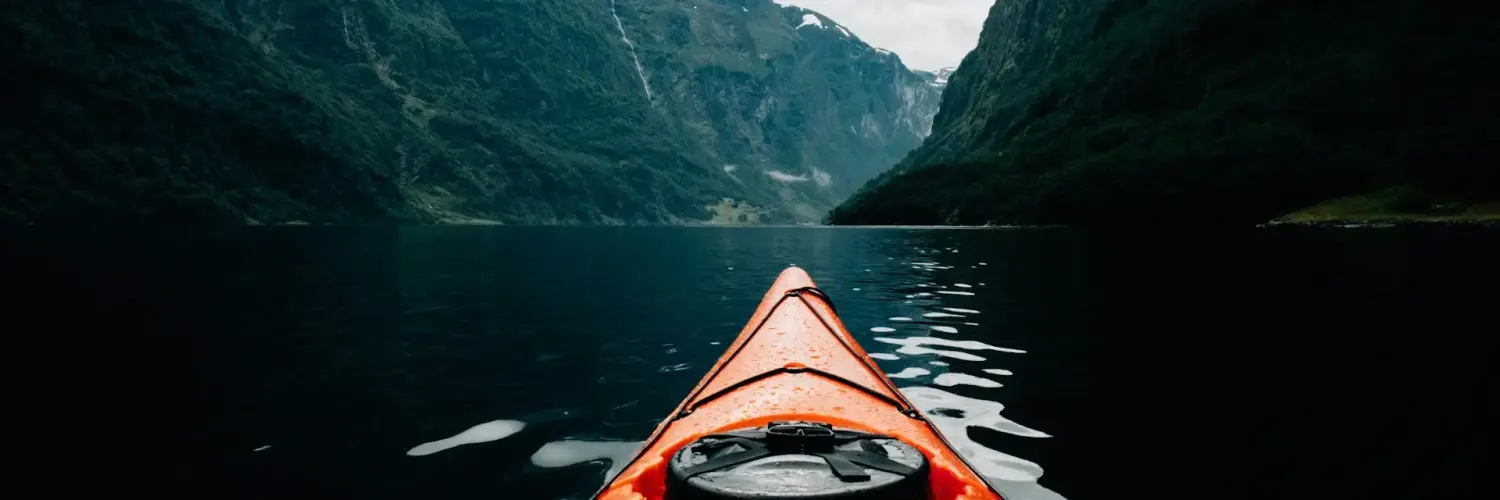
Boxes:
[7,226,1495,499]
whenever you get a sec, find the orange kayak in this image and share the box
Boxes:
[597,267,1004,500]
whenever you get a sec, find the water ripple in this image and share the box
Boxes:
[898,387,1063,500]
[405,420,525,456]
[530,440,643,482]
[934,372,1003,388]
[875,336,1026,354]
[888,367,931,379]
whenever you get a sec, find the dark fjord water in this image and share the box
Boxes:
[7,226,1494,499]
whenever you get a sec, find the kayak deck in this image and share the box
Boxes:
[596,267,1003,500]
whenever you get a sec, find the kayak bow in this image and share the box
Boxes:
[597,267,1003,500]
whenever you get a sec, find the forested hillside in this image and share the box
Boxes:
[0,0,940,225]
[829,0,1499,225]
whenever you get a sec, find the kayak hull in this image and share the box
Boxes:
[596,267,1003,500]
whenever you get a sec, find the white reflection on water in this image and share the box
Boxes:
[894,344,986,361]
[658,363,692,373]
[405,420,525,456]
[899,386,1064,500]
[869,352,901,360]
[934,372,1003,388]
[875,336,1025,354]
[888,367,931,379]
[530,440,644,481]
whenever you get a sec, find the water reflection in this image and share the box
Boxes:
[530,440,644,483]
[859,242,1062,500]
[933,372,1004,388]
[889,367,932,379]
[412,229,1065,499]
[901,387,1063,500]
[405,409,574,456]
[405,419,525,456]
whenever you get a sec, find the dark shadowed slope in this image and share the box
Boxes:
[829,0,1499,225]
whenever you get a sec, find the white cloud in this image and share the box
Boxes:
[774,0,993,71]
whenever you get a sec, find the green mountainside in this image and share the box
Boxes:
[0,0,940,225]
[828,0,1499,225]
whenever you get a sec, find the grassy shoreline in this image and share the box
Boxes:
[1270,188,1499,226]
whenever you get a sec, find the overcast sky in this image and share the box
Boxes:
[774,0,994,71]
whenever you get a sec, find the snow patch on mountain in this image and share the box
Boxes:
[796,13,824,29]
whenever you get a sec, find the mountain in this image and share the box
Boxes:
[827,0,1499,225]
[912,66,956,91]
[931,67,956,89]
[620,0,942,221]
[0,0,940,225]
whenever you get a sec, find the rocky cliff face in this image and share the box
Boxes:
[829,0,1499,225]
[0,0,940,225]
[617,0,942,220]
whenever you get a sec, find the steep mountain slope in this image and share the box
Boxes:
[0,0,939,225]
[829,0,1499,225]
[925,67,957,90]
[618,0,942,220]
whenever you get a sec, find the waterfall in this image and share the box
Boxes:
[609,0,654,101]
